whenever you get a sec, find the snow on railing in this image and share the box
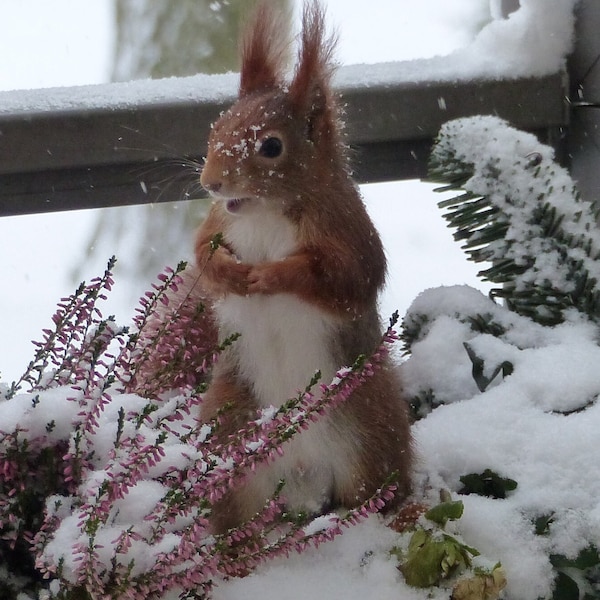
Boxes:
[0,69,567,217]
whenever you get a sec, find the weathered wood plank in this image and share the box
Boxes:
[0,69,568,216]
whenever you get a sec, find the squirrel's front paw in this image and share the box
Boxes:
[247,264,282,295]
[204,251,251,296]
[223,261,252,295]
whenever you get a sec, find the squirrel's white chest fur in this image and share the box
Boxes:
[214,205,357,511]
[216,204,340,407]
[224,202,298,265]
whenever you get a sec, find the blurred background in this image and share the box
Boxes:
[0,0,494,382]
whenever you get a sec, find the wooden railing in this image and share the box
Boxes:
[0,67,569,218]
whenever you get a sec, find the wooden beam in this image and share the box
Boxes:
[0,68,568,217]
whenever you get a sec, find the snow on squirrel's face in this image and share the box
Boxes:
[200,89,321,216]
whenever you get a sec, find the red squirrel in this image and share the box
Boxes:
[195,0,412,533]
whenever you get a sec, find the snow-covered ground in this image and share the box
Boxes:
[0,1,592,599]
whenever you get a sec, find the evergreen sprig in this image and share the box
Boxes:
[427,116,600,326]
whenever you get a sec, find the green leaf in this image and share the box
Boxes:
[400,529,478,588]
[550,546,600,570]
[551,571,580,600]
[459,469,517,499]
[534,513,554,536]
[425,500,464,527]
[209,232,224,254]
[463,342,514,392]
[401,530,447,587]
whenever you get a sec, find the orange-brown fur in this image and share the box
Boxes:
[196,0,412,534]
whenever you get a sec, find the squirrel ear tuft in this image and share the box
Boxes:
[239,1,291,97]
[288,1,338,141]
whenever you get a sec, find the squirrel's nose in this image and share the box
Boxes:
[202,181,222,194]
[200,160,224,194]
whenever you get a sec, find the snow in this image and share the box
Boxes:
[412,342,600,598]
[213,108,600,598]
[0,1,591,599]
[0,386,83,441]
[212,518,427,600]
[5,272,600,600]
[0,71,239,116]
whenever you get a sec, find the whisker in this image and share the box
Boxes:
[116,123,188,158]
[116,152,208,205]
[110,122,211,203]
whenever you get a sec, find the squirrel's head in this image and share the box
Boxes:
[200,0,347,215]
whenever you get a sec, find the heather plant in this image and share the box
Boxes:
[0,258,401,600]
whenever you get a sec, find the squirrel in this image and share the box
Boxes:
[195,0,412,534]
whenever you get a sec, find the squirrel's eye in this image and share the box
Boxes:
[258,136,283,158]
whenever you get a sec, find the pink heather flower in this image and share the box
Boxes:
[1,260,403,599]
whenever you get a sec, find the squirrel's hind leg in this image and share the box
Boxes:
[332,367,413,511]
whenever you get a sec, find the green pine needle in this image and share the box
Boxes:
[426,116,600,326]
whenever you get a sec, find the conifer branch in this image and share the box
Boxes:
[427,116,600,326]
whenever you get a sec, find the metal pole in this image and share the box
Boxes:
[567,0,600,207]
